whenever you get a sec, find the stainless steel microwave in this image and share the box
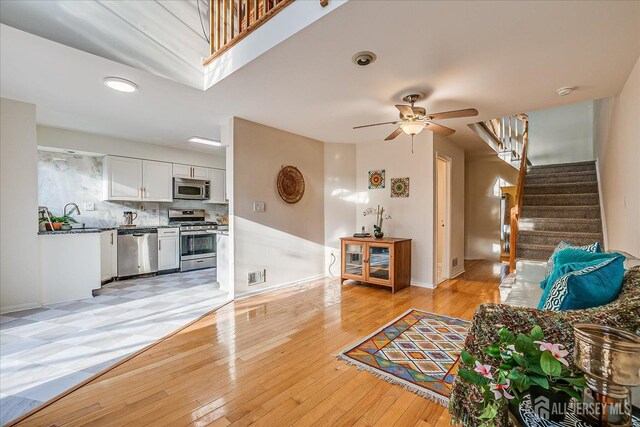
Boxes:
[173,178,210,200]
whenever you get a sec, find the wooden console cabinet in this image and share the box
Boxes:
[340,237,412,293]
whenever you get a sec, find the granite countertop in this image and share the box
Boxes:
[38,225,181,235]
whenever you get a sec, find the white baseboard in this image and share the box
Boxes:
[450,269,465,279]
[411,281,435,289]
[1,301,41,315]
[235,274,326,299]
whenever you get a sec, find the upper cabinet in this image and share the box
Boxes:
[142,160,173,201]
[207,168,228,204]
[104,156,172,202]
[173,164,210,180]
[103,156,143,200]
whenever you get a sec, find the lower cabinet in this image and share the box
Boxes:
[340,237,412,293]
[100,230,117,282]
[158,228,180,271]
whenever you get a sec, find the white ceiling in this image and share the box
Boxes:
[1,1,639,155]
[0,0,209,89]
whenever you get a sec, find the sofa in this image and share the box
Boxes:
[449,261,640,426]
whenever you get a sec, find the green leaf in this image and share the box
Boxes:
[562,377,585,388]
[458,368,488,386]
[461,350,477,367]
[554,385,582,400]
[499,328,515,344]
[511,353,528,368]
[528,375,549,389]
[485,343,501,358]
[530,325,544,341]
[541,351,562,377]
[514,333,532,353]
[478,403,498,420]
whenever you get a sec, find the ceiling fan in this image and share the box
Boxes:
[353,94,478,152]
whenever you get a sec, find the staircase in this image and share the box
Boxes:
[516,161,604,260]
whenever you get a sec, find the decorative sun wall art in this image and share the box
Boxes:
[368,170,385,189]
[390,177,410,198]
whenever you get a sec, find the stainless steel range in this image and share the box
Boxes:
[168,209,217,272]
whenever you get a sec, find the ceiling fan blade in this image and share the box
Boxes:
[385,128,403,141]
[395,104,415,117]
[428,108,479,120]
[353,121,400,129]
[425,122,456,136]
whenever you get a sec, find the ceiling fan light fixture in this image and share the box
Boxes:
[400,122,425,136]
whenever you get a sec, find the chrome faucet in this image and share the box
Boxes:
[63,202,81,216]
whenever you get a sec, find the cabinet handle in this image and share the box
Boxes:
[110,233,113,245]
[144,187,147,198]
[159,240,162,251]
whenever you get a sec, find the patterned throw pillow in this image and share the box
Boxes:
[540,255,625,311]
[542,241,602,286]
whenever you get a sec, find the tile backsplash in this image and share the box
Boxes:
[38,151,228,228]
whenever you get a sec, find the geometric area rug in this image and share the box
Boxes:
[337,309,471,407]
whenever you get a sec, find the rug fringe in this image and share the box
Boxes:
[336,354,450,407]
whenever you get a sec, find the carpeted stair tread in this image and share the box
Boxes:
[519,218,602,233]
[522,193,599,206]
[518,230,603,247]
[525,170,597,185]
[527,161,596,175]
[523,181,598,194]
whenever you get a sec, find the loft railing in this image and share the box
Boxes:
[509,114,529,272]
[203,0,328,66]
[486,115,525,165]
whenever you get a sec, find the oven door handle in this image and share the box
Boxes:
[181,231,214,236]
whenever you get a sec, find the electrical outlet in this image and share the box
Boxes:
[83,202,95,211]
[248,269,266,285]
[452,257,458,267]
[254,201,265,212]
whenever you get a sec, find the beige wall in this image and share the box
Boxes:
[355,134,435,286]
[324,143,357,276]
[434,135,465,277]
[465,154,519,261]
[232,118,325,295]
[1,98,39,313]
[594,56,640,257]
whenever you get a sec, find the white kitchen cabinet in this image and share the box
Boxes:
[104,156,172,201]
[100,230,118,282]
[142,160,172,201]
[173,164,210,180]
[158,228,180,271]
[206,168,228,204]
[103,156,143,200]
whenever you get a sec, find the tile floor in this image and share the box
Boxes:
[0,269,230,424]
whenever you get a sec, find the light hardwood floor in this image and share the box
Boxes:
[12,260,506,426]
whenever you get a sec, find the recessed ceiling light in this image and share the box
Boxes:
[556,86,574,96]
[352,51,377,66]
[188,136,222,146]
[104,77,138,93]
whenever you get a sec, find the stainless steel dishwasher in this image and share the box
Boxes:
[117,228,158,277]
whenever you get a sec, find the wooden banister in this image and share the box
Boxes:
[203,0,297,66]
[509,114,529,272]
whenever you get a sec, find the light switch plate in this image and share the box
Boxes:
[254,201,265,212]
[84,202,95,211]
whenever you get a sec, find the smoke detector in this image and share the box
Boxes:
[556,87,574,96]
[352,51,376,67]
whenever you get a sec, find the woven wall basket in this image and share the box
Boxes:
[277,166,305,204]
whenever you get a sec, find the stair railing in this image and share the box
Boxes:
[509,113,529,272]
[204,0,328,65]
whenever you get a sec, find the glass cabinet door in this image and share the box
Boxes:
[344,242,365,278]
[367,245,391,282]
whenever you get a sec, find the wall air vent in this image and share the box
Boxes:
[248,269,266,286]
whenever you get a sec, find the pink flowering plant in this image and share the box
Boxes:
[458,325,585,426]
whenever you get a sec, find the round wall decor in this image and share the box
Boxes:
[277,166,305,204]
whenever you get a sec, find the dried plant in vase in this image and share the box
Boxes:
[363,205,392,238]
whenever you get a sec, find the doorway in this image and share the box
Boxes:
[436,156,451,284]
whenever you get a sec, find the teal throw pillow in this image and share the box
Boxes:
[539,255,625,311]
[542,241,602,287]
[540,248,619,290]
